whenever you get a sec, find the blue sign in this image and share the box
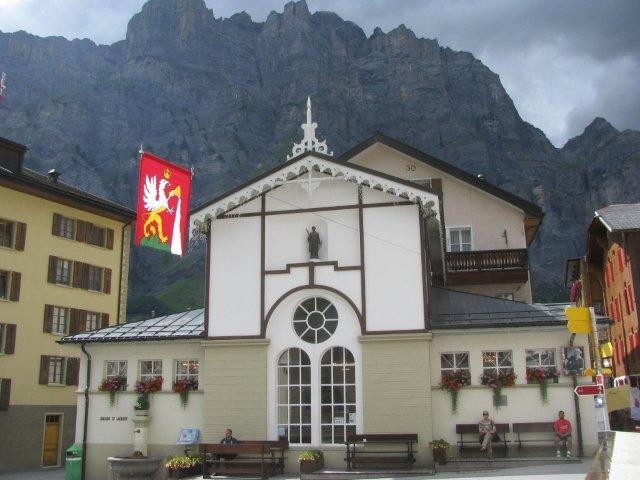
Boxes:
[177,428,200,445]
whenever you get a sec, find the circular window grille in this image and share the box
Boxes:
[293,297,338,344]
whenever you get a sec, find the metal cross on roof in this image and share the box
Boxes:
[287,97,333,160]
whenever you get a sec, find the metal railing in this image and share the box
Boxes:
[445,249,528,272]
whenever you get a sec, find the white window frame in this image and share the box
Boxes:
[139,360,162,382]
[51,307,68,335]
[277,348,312,445]
[482,350,513,375]
[105,360,127,381]
[54,258,71,285]
[85,312,99,331]
[320,346,356,445]
[48,356,65,385]
[58,216,75,239]
[87,265,103,292]
[175,359,199,383]
[526,348,558,384]
[446,226,473,252]
[440,352,470,374]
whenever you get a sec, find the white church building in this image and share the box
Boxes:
[62,101,607,478]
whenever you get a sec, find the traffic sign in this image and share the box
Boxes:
[574,384,604,396]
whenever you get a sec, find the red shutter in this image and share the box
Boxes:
[47,256,57,284]
[103,268,112,294]
[106,228,114,250]
[4,324,16,354]
[65,358,80,386]
[52,213,61,236]
[15,222,26,251]
[43,305,54,333]
[624,290,630,315]
[9,272,20,301]
[618,249,624,272]
[39,356,50,385]
[0,379,11,410]
[610,260,615,282]
[101,313,110,329]
[75,220,87,242]
[628,286,635,311]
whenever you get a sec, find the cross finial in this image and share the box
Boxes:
[287,97,333,160]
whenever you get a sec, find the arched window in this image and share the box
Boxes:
[277,348,311,444]
[321,347,356,444]
[293,297,338,344]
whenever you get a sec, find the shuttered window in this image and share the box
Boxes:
[0,379,11,410]
[0,271,20,301]
[52,214,113,249]
[87,265,103,291]
[51,307,68,335]
[0,219,14,248]
[0,324,17,354]
[38,356,79,386]
[48,357,65,384]
[53,258,71,285]
[47,257,111,294]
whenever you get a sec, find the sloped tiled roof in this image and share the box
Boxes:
[59,309,204,344]
[429,287,611,329]
[595,204,640,232]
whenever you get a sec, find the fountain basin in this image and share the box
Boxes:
[107,455,164,480]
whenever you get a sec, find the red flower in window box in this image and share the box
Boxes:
[173,379,198,407]
[440,370,471,412]
[526,367,558,403]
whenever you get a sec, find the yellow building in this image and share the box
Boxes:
[0,137,134,472]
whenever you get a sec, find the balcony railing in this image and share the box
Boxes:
[445,249,528,272]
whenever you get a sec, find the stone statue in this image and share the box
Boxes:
[306,226,321,259]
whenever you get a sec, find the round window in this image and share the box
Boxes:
[293,297,338,344]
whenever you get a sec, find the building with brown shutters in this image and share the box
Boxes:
[0,136,134,472]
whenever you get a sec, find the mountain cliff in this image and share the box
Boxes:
[1,0,638,314]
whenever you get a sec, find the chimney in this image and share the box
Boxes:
[0,136,27,173]
[47,169,61,183]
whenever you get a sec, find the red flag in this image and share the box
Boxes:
[135,152,192,256]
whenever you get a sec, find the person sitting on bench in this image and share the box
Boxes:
[553,411,572,457]
[217,428,239,463]
[479,411,497,458]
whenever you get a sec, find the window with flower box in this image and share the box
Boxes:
[139,360,162,382]
[525,348,559,384]
[106,360,127,383]
[482,350,513,375]
[175,359,199,383]
[440,352,470,375]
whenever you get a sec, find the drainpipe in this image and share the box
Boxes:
[116,221,132,325]
[81,343,91,480]
[568,333,584,458]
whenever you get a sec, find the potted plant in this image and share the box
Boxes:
[99,375,127,407]
[526,367,559,403]
[165,455,203,479]
[480,370,517,408]
[440,370,471,412]
[133,376,163,411]
[173,378,198,407]
[299,450,324,474]
[428,439,450,465]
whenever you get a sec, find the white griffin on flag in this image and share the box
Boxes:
[142,168,183,254]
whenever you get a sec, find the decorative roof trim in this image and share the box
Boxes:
[190,152,441,234]
[287,97,332,160]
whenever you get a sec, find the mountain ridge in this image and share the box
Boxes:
[1,0,638,314]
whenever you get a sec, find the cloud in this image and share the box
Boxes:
[0,0,639,146]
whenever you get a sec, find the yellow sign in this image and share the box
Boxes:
[565,307,592,333]
[606,385,630,412]
[599,342,613,358]
[583,368,595,377]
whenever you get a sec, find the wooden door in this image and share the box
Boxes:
[42,415,61,466]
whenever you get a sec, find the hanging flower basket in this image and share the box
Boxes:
[99,376,127,407]
[480,370,517,408]
[526,367,558,403]
[440,370,471,412]
[172,379,198,407]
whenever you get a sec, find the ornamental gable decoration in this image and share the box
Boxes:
[135,152,192,256]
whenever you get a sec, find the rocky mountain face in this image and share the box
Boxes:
[1,0,638,314]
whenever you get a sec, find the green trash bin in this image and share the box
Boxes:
[65,443,83,480]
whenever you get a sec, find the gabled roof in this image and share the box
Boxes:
[429,287,611,329]
[190,150,442,229]
[338,132,544,220]
[58,309,204,344]
[595,204,640,233]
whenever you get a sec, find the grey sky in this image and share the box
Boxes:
[1,0,638,147]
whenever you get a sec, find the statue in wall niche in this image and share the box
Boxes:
[306,226,321,259]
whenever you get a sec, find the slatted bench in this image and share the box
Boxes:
[241,440,288,473]
[345,433,418,470]
[456,423,510,455]
[199,442,285,479]
[512,422,556,451]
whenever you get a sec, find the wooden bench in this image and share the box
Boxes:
[199,441,288,479]
[345,433,418,470]
[455,423,510,455]
[512,422,556,451]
